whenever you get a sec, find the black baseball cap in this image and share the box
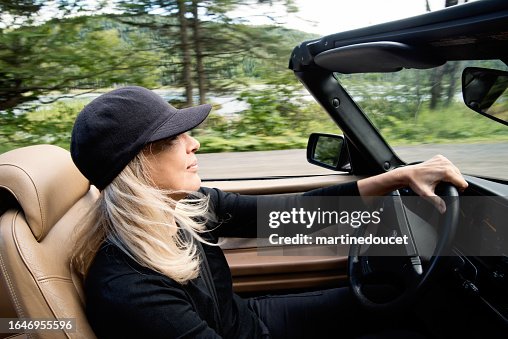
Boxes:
[70,86,212,190]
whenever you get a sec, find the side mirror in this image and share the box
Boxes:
[462,67,508,126]
[307,133,350,171]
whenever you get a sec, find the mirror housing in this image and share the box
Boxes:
[307,133,350,171]
[462,67,508,126]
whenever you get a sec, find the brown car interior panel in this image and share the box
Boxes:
[233,271,347,294]
[225,248,349,293]
[204,174,361,195]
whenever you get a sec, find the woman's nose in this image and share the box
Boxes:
[185,134,200,153]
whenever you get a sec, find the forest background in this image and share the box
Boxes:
[1,0,507,155]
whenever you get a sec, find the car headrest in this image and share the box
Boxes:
[0,145,90,241]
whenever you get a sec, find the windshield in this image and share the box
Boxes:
[338,60,508,181]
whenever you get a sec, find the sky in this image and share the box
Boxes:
[1,0,479,34]
[230,0,478,35]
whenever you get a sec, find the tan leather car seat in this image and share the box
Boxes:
[0,145,98,339]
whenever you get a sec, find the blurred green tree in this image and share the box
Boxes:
[0,1,161,111]
[114,0,297,106]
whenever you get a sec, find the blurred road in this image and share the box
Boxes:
[197,142,508,180]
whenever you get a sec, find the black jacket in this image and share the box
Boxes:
[84,182,359,338]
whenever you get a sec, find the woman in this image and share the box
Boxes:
[70,86,467,338]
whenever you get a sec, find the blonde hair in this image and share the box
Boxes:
[72,148,214,284]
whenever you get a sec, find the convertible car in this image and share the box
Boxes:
[1,0,507,338]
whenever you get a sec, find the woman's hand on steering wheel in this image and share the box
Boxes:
[402,155,468,213]
[357,154,468,213]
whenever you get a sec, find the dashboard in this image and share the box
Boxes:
[452,175,508,324]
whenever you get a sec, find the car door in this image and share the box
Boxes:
[198,148,363,295]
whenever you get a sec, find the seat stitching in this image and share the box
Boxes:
[0,211,25,318]
[12,212,73,339]
[12,212,59,318]
[0,164,46,241]
[38,276,73,284]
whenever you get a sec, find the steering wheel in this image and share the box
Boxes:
[348,183,459,310]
